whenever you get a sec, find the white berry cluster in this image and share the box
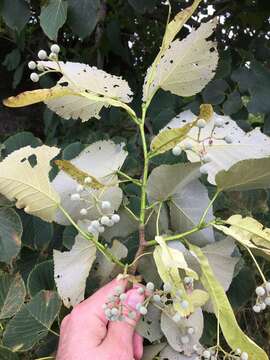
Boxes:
[171,117,234,176]
[28,43,60,83]
[193,347,248,360]
[252,282,270,313]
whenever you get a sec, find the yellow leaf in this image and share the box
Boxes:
[189,242,268,360]
[188,289,209,309]
[214,215,270,256]
[3,87,74,108]
[0,146,60,222]
[55,160,104,190]
[150,121,195,154]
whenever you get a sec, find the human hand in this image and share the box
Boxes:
[56,278,145,360]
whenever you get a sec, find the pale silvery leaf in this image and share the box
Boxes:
[40,61,133,122]
[53,220,96,308]
[142,343,167,360]
[164,110,270,184]
[103,209,138,242]
[0,145,60,222]
[136,304,163,342]
[199,238,239,312]
[170,179,215,245]
[161,307,204,355]
[53,140,127,225]
[94,240,128,285]
[147,164,214,245]
[143,19,218,101]
[160,346,199,360]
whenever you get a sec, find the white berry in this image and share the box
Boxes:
[70,193,80,201]
[91,220,100,228]
[38,49,47,60]
[172,145,182,156]
[235,348,241,355]
[197,118,206,128]
[98,226,105,233]
[139,306,148,315]
[187,327,195,335]
[37,63,44,72]
[80,208,88,216]
[224,135,233,144]
[107,220,114,227]
[240,352,249,360]
[146,282,155,291]
[200,165,208,175]
[181,336,189,344]
[28,61,36,70]
[30,72,39,82]
[265,282,270,292]
[49,52,58,60]
[202,350,211,359]
[264,297,270,306]
[214,118,224,127]
[256,286,265,297]
[181,300,189,309]
[51,44,60,54]
[111,214,120,223]
[260,302,266,311]
[253,305,261,313]
[101,201,111,210]
[182,141,193,150]
[101,216,110,225]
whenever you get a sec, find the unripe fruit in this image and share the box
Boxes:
[91,220,100,228]
[224,135,233,144]
[101,201,111,210]
[260,302,266,311]
[180,300,189,309]
[240,352,249,360]
[98,226,105,233]
[187,327,195,335]
[182,141,193,150]
[137,287,144,295]
[200,165,208,175]
[51,44,60,54]
[255,286,265,297]
[30,72,39,82]
[119,293,127,301]
[101,216,110,225]
[172,145,182,156]
[153,294,161,303]
[111,214,120,223]
[146,282,155,291]
[71,193,80,201]
[28,61,36,70]
[202,350,211,359]
[264,297,270,306]
[265,282,270,292]
[197,118,206,128]
[80,208,88,216]
[253,305,261,313]
[38,49,47,60]
[139,306,148,315]
[214,118,224,127]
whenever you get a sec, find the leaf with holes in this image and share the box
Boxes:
[3,290,61,351]
[53,140,127,225]
[0,273,26,319]
[143,19,218,101]
[54,220,96,307]
[0,146,60,222]
[136,304,163,342]
[163,110,270,184]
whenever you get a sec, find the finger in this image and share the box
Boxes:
[103,286,145,348]
[69,278,127,347]
[133,332,144,360]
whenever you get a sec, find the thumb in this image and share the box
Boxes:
[104,286,145,346]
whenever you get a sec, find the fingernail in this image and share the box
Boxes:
[125,289,144,310]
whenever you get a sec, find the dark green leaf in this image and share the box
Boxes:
[3,132,41,157]
[0,208,22,264]
[62,141,84,160]
[0,346,19,360]
[12,62,25,89]
[202,79,229,105]
[128,0,156,13]
[2,49,21,71]
[0,273,26,319]
[27,260,55,297]
[1,0,30,32]
[3,291,61,351]
[223,90,243,115]
[228,267,255,309]
[67,0,101,39]
[39,0,68,40]
[62,225,77,249]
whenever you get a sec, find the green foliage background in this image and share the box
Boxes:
[0,0,269,358]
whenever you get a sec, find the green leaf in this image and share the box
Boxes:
[3,290,61,351]
[27,260,55,297]
[1,0,30,32]
[39,0,68,40]
[3,132,41,157]
[0,346,19,360]
[2,49,21,71]
[189,243,268,360]
[62,225,77,249]
[216,158,270,192]
[223,90,243,115]
[21,213,53,251]
[62,141,84,160]
[128,0,156,13]
[0,273,26,319]
[202,79,229,105]
[67,0,101,38]
[0,208,22,264]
